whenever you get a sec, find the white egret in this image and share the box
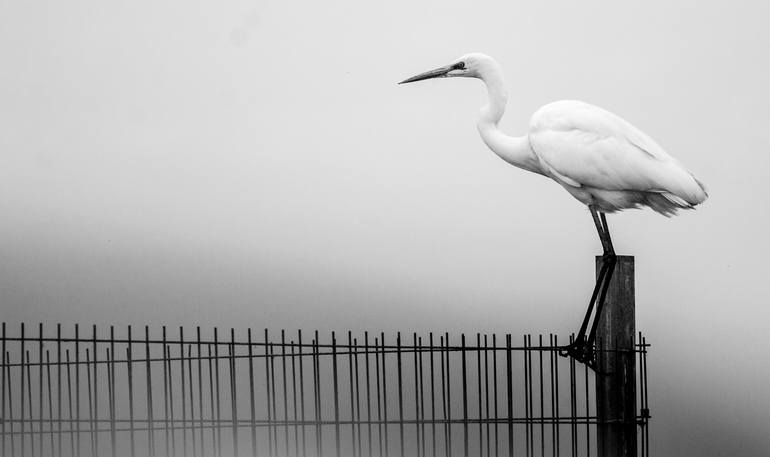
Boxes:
[399,53,708,366]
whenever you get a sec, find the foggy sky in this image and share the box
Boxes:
[1,1,769,455]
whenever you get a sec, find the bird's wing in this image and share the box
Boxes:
[528,100,707,204]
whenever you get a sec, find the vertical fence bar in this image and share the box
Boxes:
[207,344,215,457]
[23,349,30,457]
[25,349,32,457]
[66,350,74,457]
[7,334,13,456]
[270,341,278,456]
[374,336,382,457]
[396,333,404,457]
[6,351,15,457]
[215,329,223,457]
[332,332,341,457]
[230,329,238,457]
[411,333,420,457]
[25,352,32,457]
[364,332,373,457]
[179,328,187,457]
[167,345,177,457]
[354,336,362,457]
[38,324,44,457]
[197,328,205,455]
[127,346,136,457]
[162,328,171,457]
[636,333,644,457]
[373,336,381,457]
[492,335,498,457]
[57,324,63,457]
[524,335,530,457]
[110,327,117,457]
[85,348,93,457]
[484,335,490,457]
[46,351,55,455]
[554,335,560,457]
[569,335,577,457]
[188,345,197,457]
[505,334,513,457]
[539,335,545,457]
[440,336,447,457]
[380,333,388,457]
[549,335,556,457]
[461,334,468,457]
[527,335,534,457]
[92,325,98,457]
[73,325,81,457]
[314,332,322,457]
[312,334,320,457]
[349,332,357,457]
[299,329,307,457]
[1,323,5,456]
[584,359,590,457]
[418,336,426,457]
[445,332,452,457]
[641,338,650,457]
[282,330,290,456]
[146,326,156,457]
[20,324,25,457]
[476,334,482,457]
[105,348,115,457]
[293,338,300,457]
[429,333,436,457]
[529,335,535,457]
[264,329,273,457]
[23,350,30,457]
[248,329,257,457]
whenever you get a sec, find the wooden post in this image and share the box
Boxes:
[595,255,636,457]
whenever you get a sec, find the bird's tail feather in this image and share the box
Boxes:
[645,192,695,217]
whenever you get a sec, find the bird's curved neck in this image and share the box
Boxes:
[479,70,508,126]
[476,67,543,175]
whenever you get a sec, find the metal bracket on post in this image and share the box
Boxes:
[595,255,637,457]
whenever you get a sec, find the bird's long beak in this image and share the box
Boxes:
[398,64,454,84]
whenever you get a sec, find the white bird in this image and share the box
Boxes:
[399,53,708,366]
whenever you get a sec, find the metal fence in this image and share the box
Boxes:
[0,323,650,457]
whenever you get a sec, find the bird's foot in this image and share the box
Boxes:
[559,337,596,368]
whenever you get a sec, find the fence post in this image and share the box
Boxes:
[595,255,636,457]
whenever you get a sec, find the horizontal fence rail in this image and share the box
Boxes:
[0,323,650,457]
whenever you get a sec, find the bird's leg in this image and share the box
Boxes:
[590,206,613,256]
[585,211,617,351]
[599,212,615,257]
[559,261,610,363]
[560,206,616,368]
[575,206,608,343]
[586,254,617,348]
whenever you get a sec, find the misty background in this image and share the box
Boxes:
[1,1,768,455]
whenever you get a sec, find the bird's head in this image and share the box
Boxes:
[398,53,497,84]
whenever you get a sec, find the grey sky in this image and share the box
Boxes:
[1,1,769,455]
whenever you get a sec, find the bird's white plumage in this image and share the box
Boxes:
[400,53,708,216]
[528,100,708,214]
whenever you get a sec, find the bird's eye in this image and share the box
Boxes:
[453,62,466,70]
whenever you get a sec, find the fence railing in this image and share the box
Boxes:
[0,323,650,457]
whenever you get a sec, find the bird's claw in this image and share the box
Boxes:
[559,338,596,368]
